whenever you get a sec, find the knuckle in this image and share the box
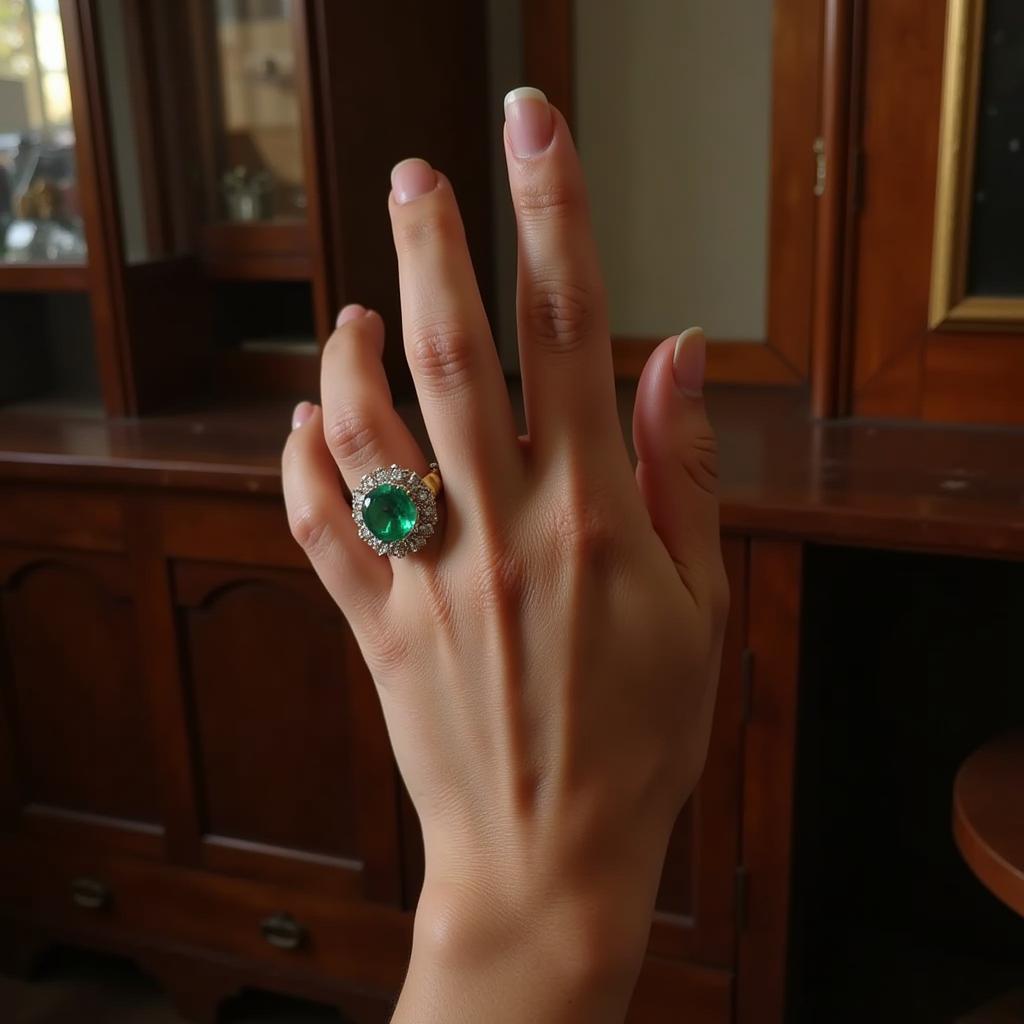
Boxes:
[680,432,720,498]
[525,279,596,355]
[515,179,579,224]
[550,493,619,572]
[288,501,332,558]
[408,320,475,393]
[395,206,461,252]
[326,405,379,467]
[362,616,410,677]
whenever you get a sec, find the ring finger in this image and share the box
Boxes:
[321,303,431,506]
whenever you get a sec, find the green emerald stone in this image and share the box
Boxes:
[362,484,418,542]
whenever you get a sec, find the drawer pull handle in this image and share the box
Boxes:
[71,877,110,910]
[261,912,305,950]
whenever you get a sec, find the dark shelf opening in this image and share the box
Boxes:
[212,279,316,356]
[0,291,102,414]
[789,546,1024,1024]
[206,278,319,402]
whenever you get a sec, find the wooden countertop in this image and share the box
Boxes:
[1,386,1022,559]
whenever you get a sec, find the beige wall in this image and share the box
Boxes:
[574,0,773,342]
[486,1,776,363]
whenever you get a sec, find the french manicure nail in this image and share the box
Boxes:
[673,328,706,397]
[504,86,553,158]
[292,401,315,430]
[391,158,437,204]
[336,303,367,327]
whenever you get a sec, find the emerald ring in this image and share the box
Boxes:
[351,463,442,558]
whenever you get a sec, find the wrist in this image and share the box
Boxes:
[396,874,655,1024]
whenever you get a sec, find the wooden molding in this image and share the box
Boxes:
[936,295,1024,330]
[809,0,855,417]
[736,541,803,1024]
[613,338,802,386]
[521,0,574,120]
[0,265,90,293]
[928,0,1024,331]
[929,0,983,329]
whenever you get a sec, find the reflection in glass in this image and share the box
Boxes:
[212,0,306,222]
[0,0,86,263]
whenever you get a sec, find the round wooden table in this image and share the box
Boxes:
[953,732,1024,919]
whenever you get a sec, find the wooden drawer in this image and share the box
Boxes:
[0,487,123,552]
[0,842,412,997]
[157,495,304,568]
[0,839,732,1022]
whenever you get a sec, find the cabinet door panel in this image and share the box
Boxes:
[175,561,400,903]
[627,956,732,1024]
[0,549,159,827]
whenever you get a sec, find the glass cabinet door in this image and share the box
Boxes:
[0,0,86,264]
[201,0,307,225]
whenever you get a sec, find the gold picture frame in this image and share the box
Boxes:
[929,0,1024,330]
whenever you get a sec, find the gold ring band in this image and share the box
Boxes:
[421,468,443,497]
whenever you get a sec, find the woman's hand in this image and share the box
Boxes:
[282,88,728,1024]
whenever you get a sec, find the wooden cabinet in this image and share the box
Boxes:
[173,560,402,904]
[0,484,410,1020]
[1,0,492,415]
[0,467,753,1022]
[0,550,158,829]
[845,0,1024,424]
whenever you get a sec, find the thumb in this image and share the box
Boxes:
[632,328,725,608]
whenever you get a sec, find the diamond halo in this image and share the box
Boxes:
[351,463,440,558]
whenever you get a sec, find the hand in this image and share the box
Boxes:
[282,88,728,1024]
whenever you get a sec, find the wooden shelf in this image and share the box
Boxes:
[199,221,312,281]
[1,385,1024,564]
[0,264,90,293]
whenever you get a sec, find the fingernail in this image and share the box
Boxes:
[504,86,553,158]
[336,303,366,327]
[292,401,315,430]
[673,328,706,397]
[391,158,437,204]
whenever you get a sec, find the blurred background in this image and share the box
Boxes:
[0,1,1023,1022]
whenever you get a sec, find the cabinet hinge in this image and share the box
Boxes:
[740,648,754,723]
[813,136,827,197]
[735,865,749,934]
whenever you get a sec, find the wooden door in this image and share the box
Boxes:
[0,546,161,855]
[173,561,399,902]
[151,495,403,905]
[160,495,403,907]
[845,0,1024,423]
